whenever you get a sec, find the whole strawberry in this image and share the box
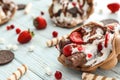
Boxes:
[107,3,120,13]
[18,29,34,44]
[33,16,47,30]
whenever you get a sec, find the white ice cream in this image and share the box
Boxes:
[68,24,120,66]
[51,0,92,27]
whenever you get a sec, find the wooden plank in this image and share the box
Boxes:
[0,0,120,80]
[0,60,43,80]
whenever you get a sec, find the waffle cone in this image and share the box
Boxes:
[48,0,94,28]
[0,2,17,25]
[58,20,120,72]
[114,33,120,61]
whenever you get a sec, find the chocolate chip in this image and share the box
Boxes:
[0,50,14,65]
[67,7,78,17]
[17,4,26,10]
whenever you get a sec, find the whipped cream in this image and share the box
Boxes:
[85,33,113,66]
[64,23,120,67]
[83,27,103,42]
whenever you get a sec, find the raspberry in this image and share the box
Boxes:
[72,2,76,7]
[62,44,72,57]
[87,53,92,59]
[6,26,11,30]
[10,24,15,29]
[54,71,62,80]
[77,45,84,51]
[79,5,82,9]
[52,31,58,38]
[16,28,21,34]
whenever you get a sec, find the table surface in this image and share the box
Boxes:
[0,0,120,80]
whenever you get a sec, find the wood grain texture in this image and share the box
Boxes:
[0,0,120,80]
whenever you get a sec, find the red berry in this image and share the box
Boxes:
[107,3,120,13]
[6,26,11,30]
[77,45,84,51]
[87,53,92,59]
[54,71,62,80]
[79,5,82,9]
[72,2,76,7]
[98,43,103,52]
[33,16,47,30]
[10,24,15,29]
[62,44,72,57]
[18,30,34,44]
[41,11,44,15]
[108,25,114,30]
[104,33,109,48]
[70,32,83,44]
[16,28,21,34]
[52,31,58,37]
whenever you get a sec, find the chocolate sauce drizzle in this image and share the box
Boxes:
[51,0,87,18]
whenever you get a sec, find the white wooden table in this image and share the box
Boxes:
[0,0,120,80]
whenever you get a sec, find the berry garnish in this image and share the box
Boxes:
[17,29,34,44]
[62,44,72,57]
[33,16,47,30]
[104,33,109,48]
[54,71,62,80]
[97,43,103,52]
[70,32,83,44]
[6,26,11,30]
[41,11,44,15]
[16,28,21,34]
[87,53,92,59]
[52,31,58,37]
[79,5,82,9]
[77,45,84,51]
[72,2,76,7]
[108,25,114,30]
[107,3,120,13]
[10,24,15,29]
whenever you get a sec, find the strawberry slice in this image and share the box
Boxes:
[107,3,120,13]
[70,32,83,44]
[104,33,109,48]
[108,25,114,30]
[77,45,84,51]
[62,44,72,57]
[97,43,103,52]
